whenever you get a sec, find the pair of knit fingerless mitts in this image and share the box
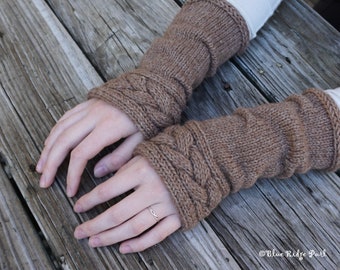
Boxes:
[88,0,340,229]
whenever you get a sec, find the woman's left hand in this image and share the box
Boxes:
[73,156,181,253]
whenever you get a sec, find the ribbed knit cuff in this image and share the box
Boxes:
[135,89,340,229]
[303,89,340,171]
[88,0,249,139]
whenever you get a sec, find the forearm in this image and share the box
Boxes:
[228,0,282,38]
[326,87,340,108]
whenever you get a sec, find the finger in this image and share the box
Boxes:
[88,203,174,248]
[74,156,159,212]
[66,127,136,197]
[74,161,141,213]
[38,100,106,173]
[119,215,181,254]
[74,189,153,239]
[94,132,144,177]
[58,99,95,123]
[39,118,94,189]
[36,108,89,173]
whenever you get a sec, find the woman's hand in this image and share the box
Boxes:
[36,98,143,197]
[73,156,181,253]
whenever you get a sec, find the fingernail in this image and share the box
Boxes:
[36,160,42,172]
[36,157,45,173]
[89,236,101,248]
[74,202,83,213]
[66,186,73,197]
[94,165,107,178]
[39,175,47,188]
[120,245,132,254]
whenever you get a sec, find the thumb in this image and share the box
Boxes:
[94,132,144,177]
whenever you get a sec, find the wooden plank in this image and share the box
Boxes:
[45,0,180,79]
[175,0,340,269]
[232,0,340,100]
[0,0,143,269]
[187,1,340,269]
[0,0,242,269]
[0,160,53,269]
[0,57,124,269]
[208,169,340,269]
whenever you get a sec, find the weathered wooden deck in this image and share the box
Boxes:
[0,0,339,269]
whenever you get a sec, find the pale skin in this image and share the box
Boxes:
[36,98,181,254]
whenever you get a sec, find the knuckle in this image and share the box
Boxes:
[43,137,50,147]
[153,231,167,243]
[107,208,125,226]
[132,240,149,253]
[130,219,147,236]
[133,158,150,177]
[149,181,170,200]
[108,154,126,170]
[173,217,182,229]
[70,148,84,160]
[55,136,71,149]
[95,185,110,199]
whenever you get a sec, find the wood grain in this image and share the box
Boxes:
[193,1,340,269]
[0,0,339,269]
[0,162,53,269]
[0,0,240,269]
[232,0,340,101]
[45,0,180,79]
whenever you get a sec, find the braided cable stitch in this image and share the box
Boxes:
[136,89,340,229]
[88,0,250,138]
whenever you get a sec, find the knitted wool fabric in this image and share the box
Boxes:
[88,0,249,138]
[135,89,340,229]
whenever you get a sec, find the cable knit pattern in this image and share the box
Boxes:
[135,89,340,229]
[135,123,227,227]
[88,0,249,139]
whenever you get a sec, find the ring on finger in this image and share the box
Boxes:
[148,206,160,223]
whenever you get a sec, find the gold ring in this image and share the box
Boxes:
[148,207,159,222]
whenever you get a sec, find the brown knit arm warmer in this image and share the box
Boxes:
[88,0,249,138]
[135,89,340,229]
